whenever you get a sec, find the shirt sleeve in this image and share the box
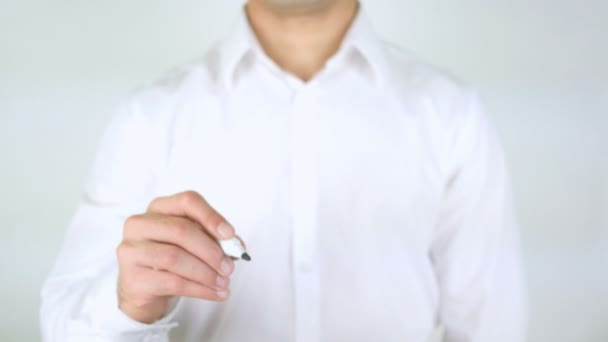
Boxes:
[430,92,528,342]
[40,98,181,341]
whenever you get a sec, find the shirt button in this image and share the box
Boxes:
[298,262,312,273]
[283,164,291,177]
[144,333,161,342]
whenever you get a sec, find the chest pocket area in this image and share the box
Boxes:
[153,120,282,237]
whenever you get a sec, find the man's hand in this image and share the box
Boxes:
[116,191,238,324]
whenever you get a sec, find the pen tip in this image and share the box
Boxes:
[241,252,251,261]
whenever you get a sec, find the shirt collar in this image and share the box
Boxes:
[337,4,388,86]
[218,3,388,89]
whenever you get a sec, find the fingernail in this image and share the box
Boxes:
[217,222,235,239]
[217,290,229,299]
[216,275,229,288]
[220,257,234,275]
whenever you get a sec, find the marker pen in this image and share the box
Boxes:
[219,238,251,261]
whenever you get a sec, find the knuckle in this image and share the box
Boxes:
[124,214,145,235]
[147,197,163,212]
[180,190,202,208]
[159,247,180,268]
[166,277,185,293]
[132,297,151,308]
[171,220,191,240]
[116,242,134,261]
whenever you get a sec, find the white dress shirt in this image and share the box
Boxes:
[41,6,526,342]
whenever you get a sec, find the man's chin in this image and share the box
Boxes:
[255,0,335,16]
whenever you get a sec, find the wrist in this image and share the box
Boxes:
[118,293,171,324]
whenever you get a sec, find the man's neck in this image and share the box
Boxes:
[246,0,359,82]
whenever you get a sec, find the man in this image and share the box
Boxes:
[41,0,527,341]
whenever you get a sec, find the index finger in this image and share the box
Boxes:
[147,191,236,240]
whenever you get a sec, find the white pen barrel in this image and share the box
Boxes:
[219,238,249,260]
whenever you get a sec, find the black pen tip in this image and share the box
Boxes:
[241,252,251,261]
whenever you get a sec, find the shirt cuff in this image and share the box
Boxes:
[72,266,182,341]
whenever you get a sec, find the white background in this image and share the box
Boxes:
[1,0,606,341]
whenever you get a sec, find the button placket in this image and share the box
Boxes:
[289,87,321,342]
